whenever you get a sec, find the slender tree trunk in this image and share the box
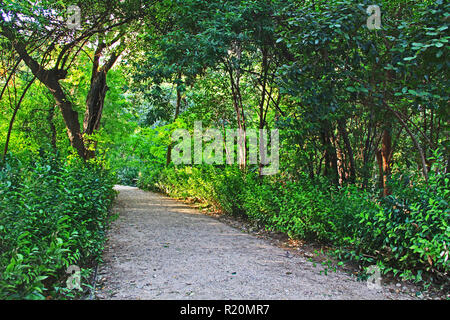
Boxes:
[2,77,35,161]
[258,48,269,177]
[362,111,376,189]
[338,119,356,184]
[226,60,246,170]
[376,149,384,194]
[383,102,429,182]
[166,86,182,166]
[334,132,345,185]
[377,128,392,196]
[47,105,57,154]
[321,122,339,185]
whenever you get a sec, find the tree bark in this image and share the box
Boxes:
[258,48,269,177]
[4,31,88,159]
[3,25,123,160]
[166,86,182,166]
[83,44,121,158]
[226,60,246,170]
[47,105,58,154]
[338,119,356,184]
[321,122,339,185]
[377,128,392,196]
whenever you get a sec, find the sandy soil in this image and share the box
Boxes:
[95,186,416,300]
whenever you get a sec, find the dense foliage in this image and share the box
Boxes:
[137,159,449,286]
[0,155,116,299]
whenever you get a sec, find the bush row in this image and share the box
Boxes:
[0,155,116,299]
[138,164,449,286]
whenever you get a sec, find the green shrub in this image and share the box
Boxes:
[0,155,116,299]
[345,159,449,282]
[145,162,449,286]
[211,166,246,215]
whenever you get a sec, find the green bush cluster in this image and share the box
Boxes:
[0,155,116,299]
[138,165,245,214]
[140,163,449,285]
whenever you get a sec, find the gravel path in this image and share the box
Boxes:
[95,186,414,300]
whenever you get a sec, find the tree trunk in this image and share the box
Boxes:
[83,44,121,158]
[2,77,35,161]
[83,70,108,158]
[166,86,182,166]
[321,122,339,185]
[258,48,269,177]
[338,119,356,184]
[362,111,376,189]
[226,60,246,170]
[377,128,392,196]
[53,84,88,159]
[7,36,88,159]
[84,71,108,135]
[47,105,58,154]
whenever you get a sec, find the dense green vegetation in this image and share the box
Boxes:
[0,155,115,299]
[139,160,448,285]
[0,0,448,298]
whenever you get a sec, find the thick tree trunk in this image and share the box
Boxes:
[52,84,88,159]
[7,35,88,159]
[84,71,108,135]
[83,70,108,159]
[83,44,121,158]
[3,25,123,160]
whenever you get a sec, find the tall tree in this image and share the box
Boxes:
[1,0,148,158]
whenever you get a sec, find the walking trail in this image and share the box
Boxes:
[95,186,414,300]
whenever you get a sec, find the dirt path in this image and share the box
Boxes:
[95,186,414,300]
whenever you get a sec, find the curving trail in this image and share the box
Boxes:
[95,186,414,300]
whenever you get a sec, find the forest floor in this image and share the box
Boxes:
[94,185,419,300]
